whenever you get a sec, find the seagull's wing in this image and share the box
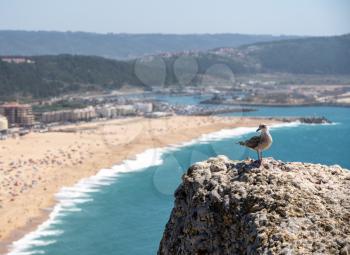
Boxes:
[238,135,261,149]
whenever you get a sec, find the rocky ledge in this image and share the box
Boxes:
[158,156,350,255]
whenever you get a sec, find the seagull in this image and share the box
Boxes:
[237,124,273,163]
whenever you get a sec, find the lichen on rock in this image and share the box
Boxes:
[158,156,350,255]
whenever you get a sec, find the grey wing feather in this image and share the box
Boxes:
[238,135,261,149]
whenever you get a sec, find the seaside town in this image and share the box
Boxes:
[2,77,349,140]
[0,92,254,140]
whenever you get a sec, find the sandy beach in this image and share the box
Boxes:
[0,115,280,254]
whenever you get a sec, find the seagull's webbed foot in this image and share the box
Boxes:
[257,159,262,167]
[253,159,262,167]
[258,159,262,167]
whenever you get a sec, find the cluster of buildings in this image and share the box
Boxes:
[0,101,154,128]
[96,105,136,119]
[41,103,153,124]
[0,103,35,127]
[41,106,97,123]
[0,100,156,139]
[1,57,35,64]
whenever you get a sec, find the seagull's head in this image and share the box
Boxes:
[257,124,267,132]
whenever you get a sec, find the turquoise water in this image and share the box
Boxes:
[125,93,211,105]
[10,105,350,255]
[226,106,350,167]
[154,94,211,105]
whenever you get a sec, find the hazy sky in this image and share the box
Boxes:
[0,0,349,35]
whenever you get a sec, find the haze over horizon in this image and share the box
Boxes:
[0,0,349,36]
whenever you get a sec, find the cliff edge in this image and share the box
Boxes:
[158,156,350,255]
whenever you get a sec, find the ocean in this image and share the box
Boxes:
[8,101,350,255]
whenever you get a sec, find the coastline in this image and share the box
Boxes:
[0,116,282,254]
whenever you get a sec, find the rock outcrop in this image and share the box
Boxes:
[158,156,350,255]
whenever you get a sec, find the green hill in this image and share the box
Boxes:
[240,34,350,74]
[159,34,350,85]
[0,55,141,99]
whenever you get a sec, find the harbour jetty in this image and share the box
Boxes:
[270,116,332,124]
[158,156,350,255]
[278,116,332,124]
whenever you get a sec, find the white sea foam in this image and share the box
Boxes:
[10,251,45,255]
[170,122,302,148]
[7,122,300,255]
[7,148,166,255]
[301,121,340,126]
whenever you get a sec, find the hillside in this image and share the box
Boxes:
[158,156,350,255]
[197,34,350,75]
[0,55,141,99]
[240,34,350,74]
[0,31,298,59]
[159,34,350,84]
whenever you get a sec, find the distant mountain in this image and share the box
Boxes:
[0,30,300,59]
[0,34,349,100]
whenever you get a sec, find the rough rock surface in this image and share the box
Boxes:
[158,156,350,255]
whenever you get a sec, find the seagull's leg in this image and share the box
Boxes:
[255,150,261,166]
[260,151,263,163]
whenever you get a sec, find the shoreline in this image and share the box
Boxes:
[0,116,282,254]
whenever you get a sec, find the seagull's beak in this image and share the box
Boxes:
[256,127,261,132]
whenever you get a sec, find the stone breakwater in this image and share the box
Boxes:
[279,116,332,124]
[158,156,350,255]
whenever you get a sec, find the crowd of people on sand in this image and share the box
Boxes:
[0,141,98,206]
[0,116,235,209]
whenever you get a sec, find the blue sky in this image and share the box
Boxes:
[0,0,349,35]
